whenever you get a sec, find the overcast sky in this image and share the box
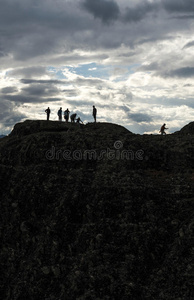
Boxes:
[1,0,194,134]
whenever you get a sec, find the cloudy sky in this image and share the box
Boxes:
[1,0,194,134]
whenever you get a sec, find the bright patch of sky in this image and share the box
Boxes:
[74,63,110,79]
[48,63,115,80]
[48,62,141,83]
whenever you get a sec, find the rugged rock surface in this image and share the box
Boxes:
[1,120,194,300]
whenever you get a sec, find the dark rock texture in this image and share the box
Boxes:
[1,120,194,300]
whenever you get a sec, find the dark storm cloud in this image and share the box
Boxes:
[0,0,85,30]
[121,105,130,113]
[3,94,61,104]
[0,99,15,116]
[0,46,8,57]
[14,77,68,103]
[1,87,18,94]
[75,77,105,86]
[21,85,60,97]
[0,0,191,64]
[9,67,48,79]
[162,67,194,78]
[82,0,159,24]
[82,0,120,23]
[167,98,194,109]
[162,0,194,13]
[21,77,104,89]
[21,79,65,85]
[184,84,193,87]
[0,99,27,132]
[0,0,93,61]
[2,112,27,130]
[62,89,79,97]
[123,1,158,23]
[138,62,159,72]
[128,113,153,123]
[122,105,153,123]
[173,14,194,20]
[183,40,194,49]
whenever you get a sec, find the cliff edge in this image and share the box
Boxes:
[0,120,194,300]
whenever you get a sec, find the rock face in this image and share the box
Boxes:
[178,121,194,135]
[1,120,194,300]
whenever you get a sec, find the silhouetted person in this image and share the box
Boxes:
[160,123,168,135]
[75,117,83,128]
[64,108,70,122]
[76,117,83,124]
[93,105,97,122]
[45,107,50,121]
[70,113,77,123]
[58,107,62,121]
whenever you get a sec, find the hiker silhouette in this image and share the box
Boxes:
[58,107,62,121]
[159,123,168,135]
[93,105,97,122]
[64,108,70,122]
[45,107,50,121]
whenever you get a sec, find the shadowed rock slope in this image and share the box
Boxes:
[1,120,194,300]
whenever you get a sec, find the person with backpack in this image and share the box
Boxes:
[58,107,62,121]
[45,107,51,121]
[93,105,97,122]
[159,123,168,135]
[64,108,70,122]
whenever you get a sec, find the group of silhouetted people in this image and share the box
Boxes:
[45,106,168,134]
[45,105,97,124]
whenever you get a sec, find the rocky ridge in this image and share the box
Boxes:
[1,120,194,300]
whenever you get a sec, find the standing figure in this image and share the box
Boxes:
[159,123,168,135]
[45,107,50,121]
[70,113,77,123]
[58,107,62,121]
[64,108,70,122]
[93,105,97,122]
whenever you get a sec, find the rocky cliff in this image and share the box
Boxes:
[1,120,194,300]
